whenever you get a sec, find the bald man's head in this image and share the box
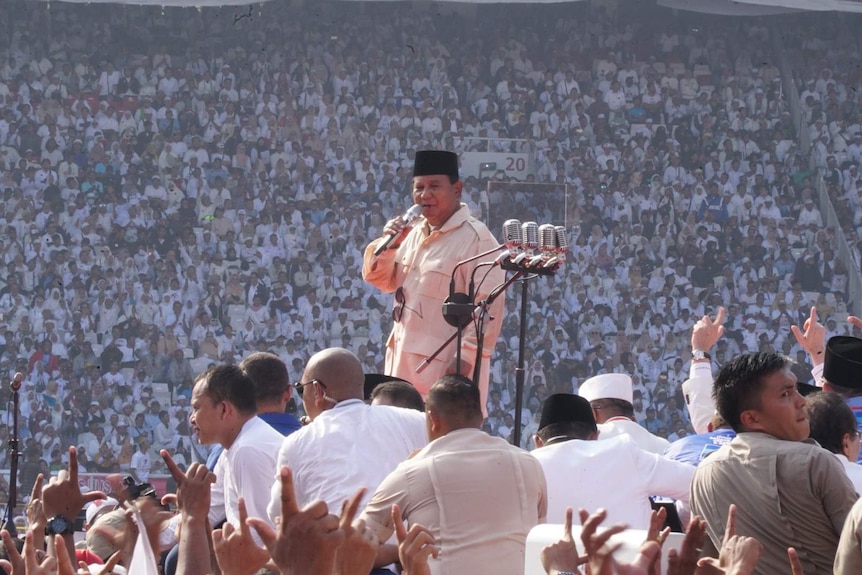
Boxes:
[301,348,364,417]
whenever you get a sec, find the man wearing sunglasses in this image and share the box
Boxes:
[363,150,505,410]
[268,347,427,532]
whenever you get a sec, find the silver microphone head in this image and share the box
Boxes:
[539,224,556,254]
[554,225,569,263]
[403,204,423,223]
[502,219,523,250]
[522,221,539,254]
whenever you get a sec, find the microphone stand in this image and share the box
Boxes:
[417,271,524,379]
[512,276,530,449]
[440,245,505,379]
[4,375,22,538]
[497,260,558,447]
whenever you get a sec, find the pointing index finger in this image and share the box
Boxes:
[341,487,366,529]
[563,507,574,543]
[724,504,737,542]
[68,446,79,485]
[30,474,43,501]
[238,497,251,538]
[392,504,407,544]
[160,450,185,486]
[713,306,726,326]
[278,466,299,519]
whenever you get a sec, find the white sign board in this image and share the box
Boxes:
[461,152,532,180]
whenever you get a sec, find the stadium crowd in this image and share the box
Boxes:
[0,0,858,494]
[783,18,862,272]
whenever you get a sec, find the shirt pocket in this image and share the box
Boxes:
[414,258,451,298]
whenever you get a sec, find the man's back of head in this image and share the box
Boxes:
[370,381,425,412]
[240,351,290,413]
[427,375,483,438]
[535,393,598,447]
[807,391,858,457]
[301,347,365,419]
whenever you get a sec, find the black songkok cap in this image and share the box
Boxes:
[538,393,596,431]
[824,336,862,390]
[412,150,459,181]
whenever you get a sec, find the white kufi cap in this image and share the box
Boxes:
[579,373,633,404]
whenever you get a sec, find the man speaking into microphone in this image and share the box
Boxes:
[363,150,504,409]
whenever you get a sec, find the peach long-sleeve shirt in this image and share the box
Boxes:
[363,204,505,395]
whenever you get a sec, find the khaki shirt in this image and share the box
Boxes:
[361,428,547,575]
[363,204,504,395]
[692,432,857,574]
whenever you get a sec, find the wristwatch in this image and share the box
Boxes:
[692,349,711,361]
[45,515,75,536]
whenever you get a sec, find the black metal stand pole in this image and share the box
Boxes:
[4,374,23,538]
[512,277,530,448]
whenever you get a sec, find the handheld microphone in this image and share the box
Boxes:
[373,204,423,256]
[10,372,23,392]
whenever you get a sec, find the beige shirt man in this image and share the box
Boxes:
[361,427,546,575]
[363,204,503,393]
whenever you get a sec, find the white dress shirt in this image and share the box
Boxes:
[268,399,426,520]
[223,417,284,535]
[836,453,862,494]
[598,417,670,454]
[532,435,693,528]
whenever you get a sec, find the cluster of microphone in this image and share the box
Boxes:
[498,219,568,272]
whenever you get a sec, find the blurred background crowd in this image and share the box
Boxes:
[0,0,860,492]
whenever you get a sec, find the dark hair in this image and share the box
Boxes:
[240,352,290,404]
[536,421,596,443]
[427,374,481,426]
[370,381,425,412]
[713,352,791,432]
[195,364,257,415]
[807,391,857,455]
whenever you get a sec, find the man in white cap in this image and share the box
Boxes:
[579,372,669,454]
[84,497,120,530]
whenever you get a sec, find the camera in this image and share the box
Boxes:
[123,475,157,500]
